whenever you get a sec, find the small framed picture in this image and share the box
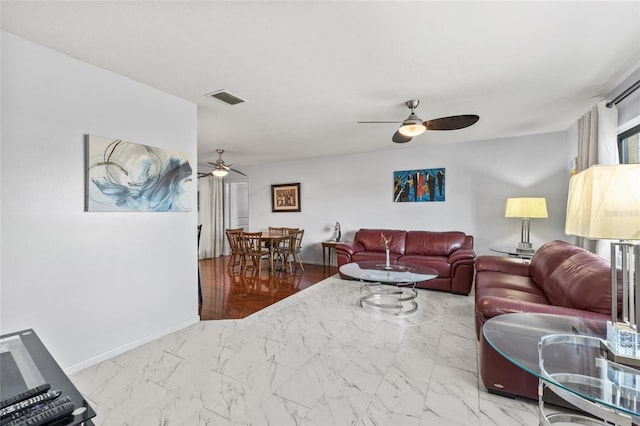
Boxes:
[271,183,301,212]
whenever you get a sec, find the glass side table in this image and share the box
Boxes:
[490,246,535,259]
[483,313,640,425]
[0,329,96,426]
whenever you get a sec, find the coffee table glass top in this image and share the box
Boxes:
[483,313,640,420]
[339,261,438,284]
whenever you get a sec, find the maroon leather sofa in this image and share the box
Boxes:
[335,228,476,295]
[475,239,616,400]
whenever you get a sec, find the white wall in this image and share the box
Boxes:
[1,32,199,372]
[242,131,571,263]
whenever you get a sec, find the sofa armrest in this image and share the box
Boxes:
[336,241,365,273]
[474,295,611,338]
[449,248,476,264]
[475,255,530,276]
[477,295,610,323]
[335,241,364,257]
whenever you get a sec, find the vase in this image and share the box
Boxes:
[385,248,391,269]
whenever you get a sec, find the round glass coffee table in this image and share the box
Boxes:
[339,261,437,315]
[483,313,640,425]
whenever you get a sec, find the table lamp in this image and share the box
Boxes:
[505,197,548,253]
[565,164,640,363]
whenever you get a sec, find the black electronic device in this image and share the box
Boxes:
[3,397,74,426]
[0,391,61,419]
[0,385,50,410]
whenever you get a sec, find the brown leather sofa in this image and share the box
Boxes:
[475,239,616,399]
[335,228,476,295]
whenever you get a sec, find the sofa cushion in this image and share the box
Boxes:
[475,271,544,296]
[356,229,407,254]
[352,251,402,263]
[399,255,450,278]
[542,250,614,315]
[405,231,467,256]
[529,240,586,288]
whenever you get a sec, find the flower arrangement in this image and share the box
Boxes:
[379,233,390,250]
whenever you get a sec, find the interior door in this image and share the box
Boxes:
[225,180,249,253]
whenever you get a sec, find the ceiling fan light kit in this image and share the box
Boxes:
[398,120,426,137]
[199,149,247,178]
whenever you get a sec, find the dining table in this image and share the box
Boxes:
[258,232,289,274]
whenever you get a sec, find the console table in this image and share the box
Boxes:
[322,240,342,270]
[0,329,96,425]
[483,313,640,425]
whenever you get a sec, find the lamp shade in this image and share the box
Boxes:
[505,197,548,219]
[565,164,640,240]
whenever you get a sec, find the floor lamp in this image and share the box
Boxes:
[565,164,640,364]
[505,197,548,253]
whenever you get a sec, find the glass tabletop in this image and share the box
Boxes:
[489,246,534,258]
[483,313,640,419]
[339,261,437,284]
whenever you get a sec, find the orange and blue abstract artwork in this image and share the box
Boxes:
[393,168,445,203]
[85,134,193,212]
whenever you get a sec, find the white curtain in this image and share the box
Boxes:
[575,100,619,256]
[198,176,225,259]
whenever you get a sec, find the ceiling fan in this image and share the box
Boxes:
[198,149,246,178]
[358,100,479,143]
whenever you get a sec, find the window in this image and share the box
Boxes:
[618,122,640,164]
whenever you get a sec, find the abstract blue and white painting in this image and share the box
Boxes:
[86,135,193,212]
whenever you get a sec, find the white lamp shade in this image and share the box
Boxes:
[505,197,548,219]
[565,164,640,240]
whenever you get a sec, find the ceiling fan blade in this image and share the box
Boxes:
[230,167,247,176]
[206,161,217,166]
[392,130,413,144]
[424,115,479,131]
[357,121,402,124]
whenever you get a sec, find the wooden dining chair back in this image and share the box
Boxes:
[241,232,270,276]
[268,227,287,234]
[225,229,244,271]
[289,229,305,272]
[276,229,305,274]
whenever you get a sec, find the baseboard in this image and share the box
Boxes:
[63,315,200,375]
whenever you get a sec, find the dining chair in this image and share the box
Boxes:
[268,226,287,234]
[276,229,305,274]
[241,232,270,276]
[265,226,287,250]
[197,225,203,305]
[225,228,245,271]
[289,229,305,272]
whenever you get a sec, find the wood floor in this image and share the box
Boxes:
[198,256,338,320]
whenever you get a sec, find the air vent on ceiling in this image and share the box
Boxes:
[206,90,246,105]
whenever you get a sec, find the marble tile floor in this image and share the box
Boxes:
[71,276,543,425]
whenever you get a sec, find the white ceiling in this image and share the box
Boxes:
[2,1,640,171]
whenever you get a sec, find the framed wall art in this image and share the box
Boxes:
[271,183,301,212]
[393,168,445,202]
[85,134,193,212]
